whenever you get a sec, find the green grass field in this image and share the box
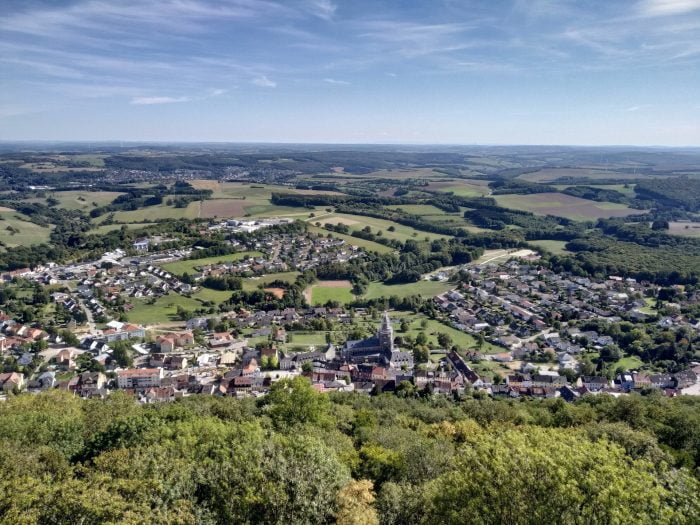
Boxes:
[161,250,262,276]
[395,313,502,353]
[364,280,453,300]
[51,191,124,211]
[308,226,394,254]
[319,213,450,242]
[242,271,300,291]
[192,288,234,303]
[310,283,354,305]
[615,355,645,371]
[385,204,447,215]
[126,293,203,325]
[527,240,571,255]
[0,211,52,247]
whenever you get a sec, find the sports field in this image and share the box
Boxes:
[305,280,354,305]
[363,280,453,300]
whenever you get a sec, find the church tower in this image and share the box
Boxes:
[378,311,394,352]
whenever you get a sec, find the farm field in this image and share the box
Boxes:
[111,201,200,222]
[51,191,124,211]
[363,280,452,300]
[319,212,451,242]
[518,168,650,182]
[426,179,491,197]
[161,250,262,276]
[527,240,571,255]
[242,271,300,291]
[494,192,647,221]
[385,204,447,215]
[667,221,700,238]
[308,226,394,254]
[0,210,52,247]
[553,183,637,197]
[305,280,354,305]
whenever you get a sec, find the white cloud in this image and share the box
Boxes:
[626,106,641,112]
[639,0,700,16]
[252,75,277,87]
[323,77,349,85]
[130,96,190,105]
[310,0,336,20]
[208,88,227,96]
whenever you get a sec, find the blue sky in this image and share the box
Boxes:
[1,0,700,145]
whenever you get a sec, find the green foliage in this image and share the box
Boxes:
[0,385,698,524]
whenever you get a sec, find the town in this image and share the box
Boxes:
[1,222,698,402]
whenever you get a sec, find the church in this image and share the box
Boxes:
[342,312,413,369]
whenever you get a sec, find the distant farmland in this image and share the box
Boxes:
[494,192,647,221]
[518,168,653,183]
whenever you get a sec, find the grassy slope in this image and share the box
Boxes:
[0,211,52,247]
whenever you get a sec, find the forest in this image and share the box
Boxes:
[0,383,698,524]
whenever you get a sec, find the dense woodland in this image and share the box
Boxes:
[0,384,698,524]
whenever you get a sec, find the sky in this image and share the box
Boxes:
[1,0,700,145]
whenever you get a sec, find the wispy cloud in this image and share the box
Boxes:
[309,0,336,20]
[131,96,190,105]
[252,75,277,88]
[638,0,700,17]
[323,77,349,85]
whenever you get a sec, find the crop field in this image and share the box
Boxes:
[494,193,647,221]
[363,280,453,300]
[385,204,446,215]
[305,280,354,305]
[426,179,491,197]
[0,210,52,247]
[49,191,124,211]
[667,221,700,238]
[518,168,651,183]
[349,168,444,180]
[319,213,450,242]
[199,199,248,218]
[160,250,262,275]
[112,201,200,222]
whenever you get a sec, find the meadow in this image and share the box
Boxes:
[51,191,124,211]
[0,210,52,247]
[526,239,571,255]
[518,168,650,182]
[319,212,451,242]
